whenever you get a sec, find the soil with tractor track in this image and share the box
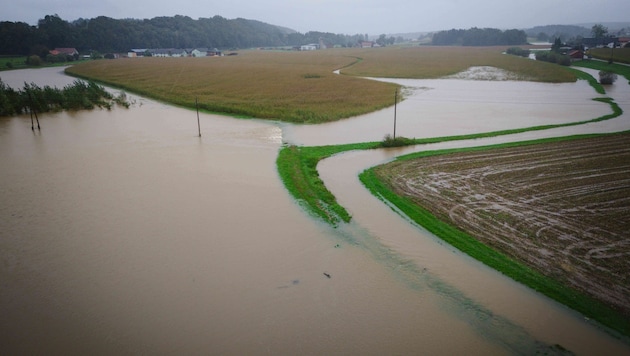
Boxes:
[375,133,630,317]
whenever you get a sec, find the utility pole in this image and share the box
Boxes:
[196,97,201,137]
[393,88,398,139]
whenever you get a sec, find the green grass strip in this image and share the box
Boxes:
[572,60,630,84]
[277,142,380,226]
[277,95,622,227]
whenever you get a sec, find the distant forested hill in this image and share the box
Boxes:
[0,14,365,55]
[431,28,527,46]
[524,25,591,41]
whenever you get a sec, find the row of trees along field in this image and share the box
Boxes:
[432,27,527,46]
[0,79,130,116]
[0,14,368,55]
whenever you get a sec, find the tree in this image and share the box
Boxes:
[38,14,76,48]
[551,37,563,52]
[376,34,387,46]
[591,24,608,38]
[537,32,549,42]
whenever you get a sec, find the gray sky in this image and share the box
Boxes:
[4,0,629,34]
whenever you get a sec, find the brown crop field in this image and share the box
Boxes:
[65,46,577,123]
[341,46,577,82]
[373,133,630,318]
[66,50,399,123]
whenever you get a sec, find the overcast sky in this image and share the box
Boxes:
[3,0,628,35]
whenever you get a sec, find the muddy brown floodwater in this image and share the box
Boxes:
[1,67,629,354]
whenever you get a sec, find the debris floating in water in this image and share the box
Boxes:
[323,272,331,278]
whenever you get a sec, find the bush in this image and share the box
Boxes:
[26,55,43,66]
[381,134,414,147]
[46,54,68,63]
[535,51,570,66]
[506,47,530,58]
[599,71,618,85]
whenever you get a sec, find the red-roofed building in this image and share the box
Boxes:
[568,50,584,61]
[50,48,79,56]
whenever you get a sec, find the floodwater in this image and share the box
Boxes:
[1,67,629,355]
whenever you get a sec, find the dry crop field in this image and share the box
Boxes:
[374,133,630,317]
[340,46,577,82]
[66,50,398,123]
[66,46,577,123]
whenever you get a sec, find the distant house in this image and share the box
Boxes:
[582,37,620,49]
[50,48,79,56]
[129,48,221,58]
[300,44,318,51]
[208,48,222,56]
[130,49,148,57]
[150,48,187,57]
[190,48,208,57]
[568,50,584,61]
[359,41,374,48]
[150,49,170,57]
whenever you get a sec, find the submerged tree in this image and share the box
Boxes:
[599,71,618,85]
[0,79,130,116]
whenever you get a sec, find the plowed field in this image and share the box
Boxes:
[375,133,630,317]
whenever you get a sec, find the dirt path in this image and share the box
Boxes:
[375,133,630,317]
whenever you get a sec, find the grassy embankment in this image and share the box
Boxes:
[0,56,89,71]
[0,56,27,71]
[573,57,630,84]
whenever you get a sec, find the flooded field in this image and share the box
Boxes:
[1,67,629,354]
[372,134,630,316]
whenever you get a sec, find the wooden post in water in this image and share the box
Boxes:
[28,90,40,130]
[393,88,398,139]
[196,97,201,137]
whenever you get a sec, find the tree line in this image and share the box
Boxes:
[0,14,368,56]
[432,27,527,46]
[0,79,130,116]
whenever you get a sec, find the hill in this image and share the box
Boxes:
[0,14,365,55]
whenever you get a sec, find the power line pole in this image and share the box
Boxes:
[196,97,201,137]
[393,88,398,139]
